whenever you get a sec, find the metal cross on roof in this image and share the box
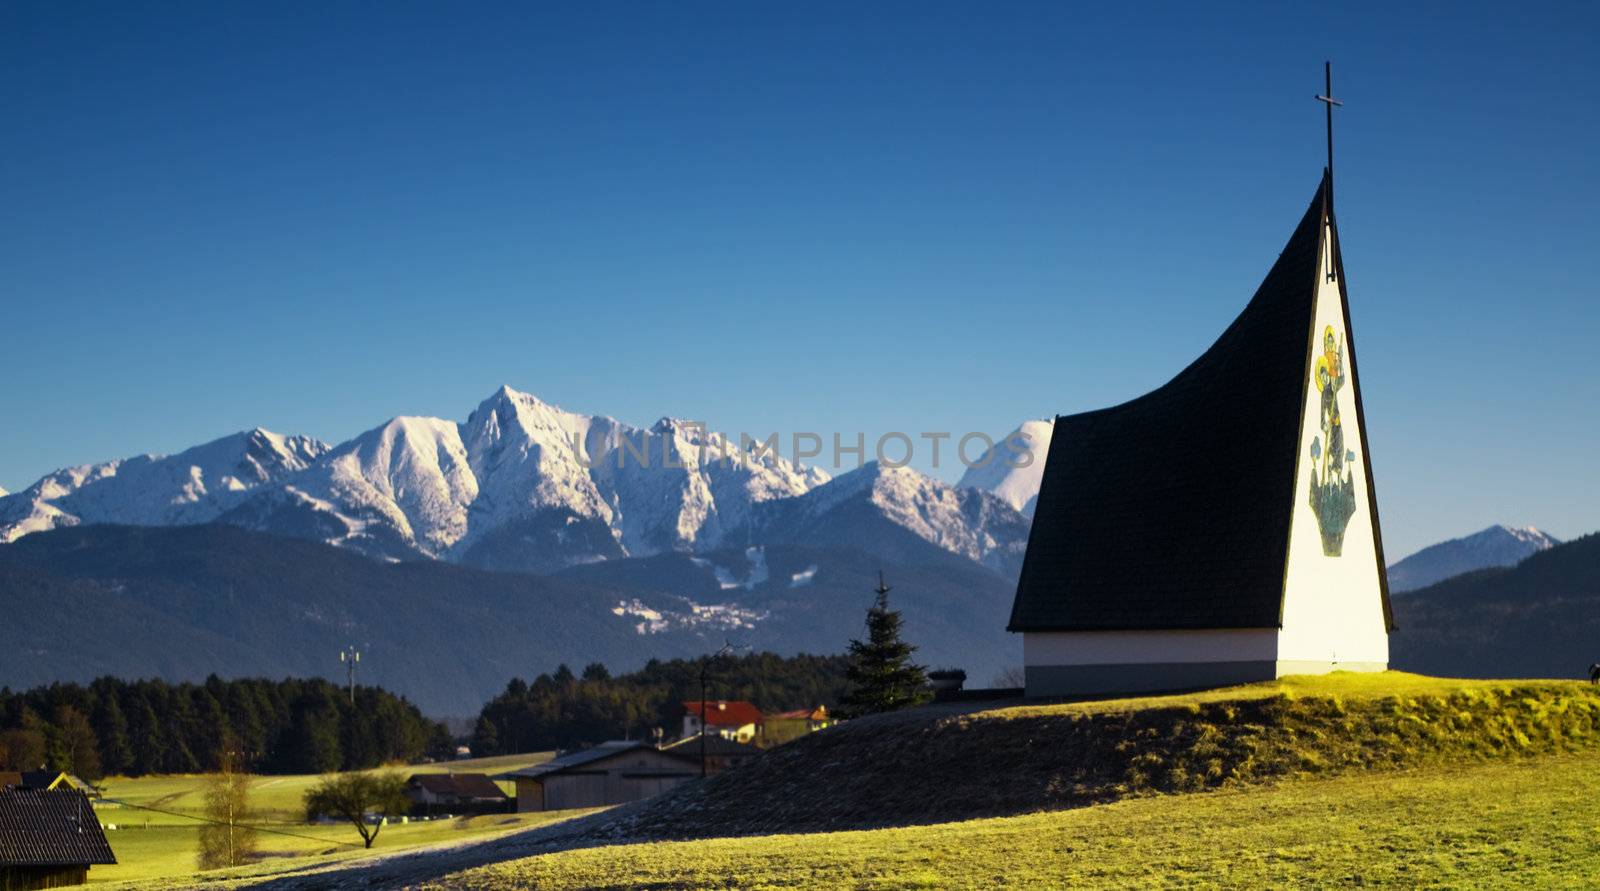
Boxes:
[1315,61,1343,188]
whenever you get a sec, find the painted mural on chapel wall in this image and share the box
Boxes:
[1308,324,1356,555]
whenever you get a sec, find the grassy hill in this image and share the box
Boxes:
[183,672,1600,889]
[609,672,1600,840]
[1392,532,1600,679]
[419,752,1600,889]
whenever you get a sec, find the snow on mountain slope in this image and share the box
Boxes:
[234,416,479,558]
[762,462,1031,577]
[0,429,328,543]
[221,386,831,568]
[957,418,1053,516]
[2,387,1036,577]
[1387,524,1561,592]
[455,387,828,560]
[459,386,617,539]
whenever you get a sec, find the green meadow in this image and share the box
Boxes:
[95,674,1600,888]
[88,751,561,884]
[424,751,1600,889]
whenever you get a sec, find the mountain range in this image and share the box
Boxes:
[1390,532,1599,679]
[1385,524,1560,592]
[0,522,1019,715]
[0,386,1035,577]
[2,386,1584,710]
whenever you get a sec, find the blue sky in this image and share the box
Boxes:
[2,2,1596,557]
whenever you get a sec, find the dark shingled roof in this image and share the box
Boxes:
[502,741,698,780]
[0,789,116,867]
[1010,174,1331,632]
[406,773,508,800]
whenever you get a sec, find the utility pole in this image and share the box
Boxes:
[339,646,360,706]
[697,640,747,778]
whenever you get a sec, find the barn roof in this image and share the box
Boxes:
[0,789,116,867]
[683,700,763,726]
[501,741,698,781]
[1010,173,1331,632]
[406,773,507,800]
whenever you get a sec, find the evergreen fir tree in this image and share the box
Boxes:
[92,693,132,777]
[838,572,930,718]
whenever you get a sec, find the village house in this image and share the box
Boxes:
[680,700,763,743]
[403,773,510,816]
[762,706,831,746]
[0,772,99,798]
[0,788,116,890]
[660,734,762,775]
[500,741,698,813]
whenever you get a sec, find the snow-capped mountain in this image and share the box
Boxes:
[0,387,1043,579]
[219,386,832,569]
[956,418,1054,516]
[758,462,1031,577]
[0,429,328,543]
[1387,524,1560,592]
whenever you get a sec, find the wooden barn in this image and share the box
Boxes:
[0,788,116,890]
[404,773,510,815]
[501,741,698,813]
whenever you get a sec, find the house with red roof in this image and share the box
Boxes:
[764,706,832,746]
[681,700,763,743]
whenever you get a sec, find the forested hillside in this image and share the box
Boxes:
[472,653,851,753]
[1391,533,1600,679]
[0,676,450,778]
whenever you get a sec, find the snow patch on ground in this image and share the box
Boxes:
[789,564,819,587]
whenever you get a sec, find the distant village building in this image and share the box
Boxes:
[763,707,831,746]
[0,788,116,890]
[1010,170,1392,696]
[501,742,698,813]
[660,735,763,775]
[404,773,510,815]
[681,700,763,743]
[0,772,99,798]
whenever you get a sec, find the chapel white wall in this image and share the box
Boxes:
[1276,220,1389,667]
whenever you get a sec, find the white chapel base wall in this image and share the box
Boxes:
[1023,629,1279,697]
[1025,660,1280,697]
[1022,630,1388,697]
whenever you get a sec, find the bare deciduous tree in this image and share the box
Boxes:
[304,772,410,849]
[197,750,258,869]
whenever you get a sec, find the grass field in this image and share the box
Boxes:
[88,750,558,884]
[422,751,1600,889]
[619,672,1600,840]
[89,674,1600,888]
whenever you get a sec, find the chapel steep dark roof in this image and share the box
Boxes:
[1010,173,1332,632]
